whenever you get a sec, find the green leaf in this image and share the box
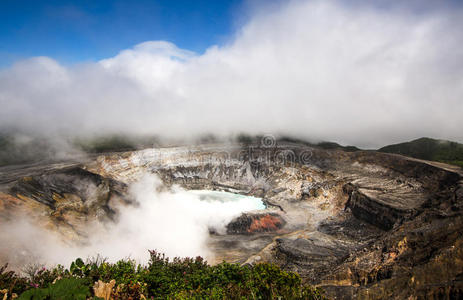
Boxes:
[75,258,85,268]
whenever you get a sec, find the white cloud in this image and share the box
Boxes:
[0,0,462,147]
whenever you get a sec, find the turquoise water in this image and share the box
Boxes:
[188,190,266,210]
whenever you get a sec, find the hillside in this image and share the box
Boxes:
[379,137,463,167]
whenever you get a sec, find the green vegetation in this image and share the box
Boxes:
[379,137,463,168]
[315,141,359,152]
[0,251,325,299]
[0,132,161,166]
[73,135,140,153]
[18,278,91,300]
[0,133,51,166]
[235,133,360,152]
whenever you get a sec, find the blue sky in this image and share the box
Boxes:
[0,0,247,67]
[2,0,460,68]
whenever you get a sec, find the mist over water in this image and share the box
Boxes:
[0,174,264,269]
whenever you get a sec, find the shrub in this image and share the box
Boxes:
[0,263,28,297]
[3,251,325,299]
[17,278,91,300]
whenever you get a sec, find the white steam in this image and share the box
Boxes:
[87,174,262,260]
[0,174,263,268]
[0,0,462,148]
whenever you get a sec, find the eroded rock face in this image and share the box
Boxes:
[0,142,462,299]
[0,165,132,253]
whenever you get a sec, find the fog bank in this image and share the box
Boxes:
[1,0,462,148]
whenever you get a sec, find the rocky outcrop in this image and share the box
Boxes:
[226,213,286,234]
[343,183,414,230]
[0,165,132,245]
[10,166,129,211]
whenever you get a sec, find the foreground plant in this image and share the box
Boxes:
[0,251,325,299]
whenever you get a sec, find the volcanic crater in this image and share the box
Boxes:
[1,141,462,299]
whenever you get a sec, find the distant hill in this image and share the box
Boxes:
[0,133,52,166]
[0,132,160,167]
[315,141,360,152]
[379,137,463,168]
[247,135,360,152]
